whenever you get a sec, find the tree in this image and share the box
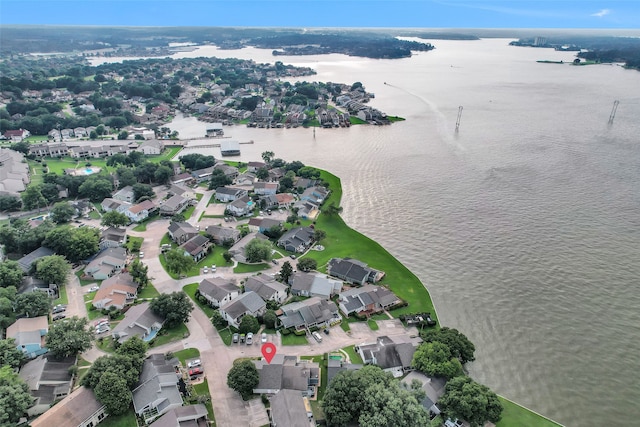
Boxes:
[132,183,155,202]
[238,315,260,334]
[438,376,503,427]
[0,287,18,330]
[50,201,76,223]
[297,257,317,272]
[0,195,22,212]
[263,310,277,329]
[154,165,174,184]
[323,365,394,426]
[82,354,142,390]
[244,238,272,263]
[36,255,71,286]
[0,338,24,369]
[0,260,23,288]
[164,248,196,276]
[46,316,94,358]
[115,336,148,369]
[94,371,132,415]
[313,229,326,242]
[0,365,33,425]
[358,382,430,427]
[45,227,99,263]
[101,210,130,227]
[15,292,51,317]
[150,291,194,328]
[78,176,113,202]
[256,167,269,180]
[227,359,259,400]
[279,261,293,283]
[261,151,275,164]
[323,202,343,216]
[420,327,476,364]
[21,185,48,210]
[116,167,137,187]
[211,310,228,329]
[128,259,150,288]
[171,213,186,223]
[411,341,464,380]
[208,169,233,190]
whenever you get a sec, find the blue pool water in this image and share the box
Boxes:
[144,329,159,342]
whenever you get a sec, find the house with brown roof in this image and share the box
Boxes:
[171,172,193,185]
[126,199,157,223]
[338,285,401,317]
[180,234,211,261]
[29,386,107,427]
[3,128,30,141]
[275,193,295,208]
[6,316,49,359]
[92,273,138,310]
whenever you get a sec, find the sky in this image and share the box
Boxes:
[0,0,638,28]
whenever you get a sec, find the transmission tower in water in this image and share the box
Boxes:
[455,106,463,132]
[608,100,619,125]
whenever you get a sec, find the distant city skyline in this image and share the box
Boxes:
[1,0,638,28]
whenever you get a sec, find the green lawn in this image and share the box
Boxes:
[367,319,379,330]
[218,327,233,346]
[183,282,217,318]
[75,270,98,286]
[339,318,350,332]
[281,333,309,346]
[184,247,232,277]
[341,345,364,364]
[133,222,147,232]
[126,236,144,252]
[96,336,117,353]
[147,146,182,163]
[172,348,201,366]
[88,209,101,220]
[195,193,203,201]
[496,397,563,427]
[191,378,216,423]
[54,285,68,305]
[151,322,189,347]
[160,233,174,247]
[137,283,160,299]
[183,205,196,220]
[99,408,137,427]
[302,170,437,319]
[233,263,269,274]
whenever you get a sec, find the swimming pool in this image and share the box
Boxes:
[144,329,159,342]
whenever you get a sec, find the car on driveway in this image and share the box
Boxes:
[52,314,66,321]
[187,359,201,368]
[52,305,66,314]
[261,333,267,343]
[95,325,110,334]
[189,367,203,379]
[203,266,208,273]
[246,332,253,345]
[312,331,323,342]
[232,333,239,343]
[88,286,99,293]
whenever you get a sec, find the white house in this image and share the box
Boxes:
[219,292,266,328]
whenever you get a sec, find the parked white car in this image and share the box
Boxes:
[187,359,201,368]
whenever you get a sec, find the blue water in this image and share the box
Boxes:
[144,329,159,342]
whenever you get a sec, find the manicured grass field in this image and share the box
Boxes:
[302,170,437,319]
[233,263,269,274]
[281,333,309,346]
[341,345,364,364]
[172,347,200,366]
[151,322,189,347]
[183,282,217,318]
[99,409,137,427]
[137,283,160,299]
[183,205,196,220]
[147,146,181,163]
[367,319,379,330]
[497,397,563,427]
[218,327,233,346]
[54,285,68,305]
[75,270,97,286]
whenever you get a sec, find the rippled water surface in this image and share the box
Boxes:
[94,38,640,425]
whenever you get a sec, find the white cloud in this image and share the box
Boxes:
[591,9,611,17]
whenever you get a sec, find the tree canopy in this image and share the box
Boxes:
[101,210,130,227]
[227,359,259,400]
[420,327,476,364]
[35,254,71,285]
[164,248,195,276]
[0,338,24,369]
[411,341,464,380]
[0,260,23,289]
[50,201,76,224]
[279,261,293,283]
[438,376,503,427]
[82,354,143,390]
[150,291,194,328]
[46,316,94,358]
[358,382,430,427]
[94,371,131,415]
[0,365,33,425]
[15,291,51,318]
[244,238,272,263]
[296,257,317,272]
[238,315,260,335]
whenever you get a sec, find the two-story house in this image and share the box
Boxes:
[244,274,288,304]
[198,277,240,308]
[6,316,49,359]
[219,291,266,328]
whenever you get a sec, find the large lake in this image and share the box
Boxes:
[92,37,640,425]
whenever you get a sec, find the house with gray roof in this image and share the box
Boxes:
[191,166,215,183]
[244,274,288,304]
[269,389,314,427]
[356,335,419,377]
[132,354,183,424]
[299,186,329,204]
[99,227,127,250]
[29,386,107,427]
[160,194,190,216]
[247,217,283,234]
[234,172,256,186]
[18,247,54,273]
[19,355,75,416]
[168,183,196,201]
[215,186,248,203]
[113,185,135,203]
[327,257,385,286]
[277,227,315,253]
[401,371,447,416]
[137,139,164,155]
[205,225,240,245]
[338,285,401,316]
[278,297,341,332]
[198,277,240,308]
[290,272,343,300]
[168,221,199,244]
[214,162,239,179]
[111,302,164,343]
[0,148,30,196]
[219,291,266,328]
[180,234,211,262]
[327,358,363,385]
[150,404,209,427]
[253,181,278,195]
[6,316,49,359]
[101,197,131,214]
[85,247,127,280]
[253,355,319,397]
[228,232,269,263]
[226,195,253,217]
[18,276,59,299]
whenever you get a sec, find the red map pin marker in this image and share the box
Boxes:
[261,343,277,364]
